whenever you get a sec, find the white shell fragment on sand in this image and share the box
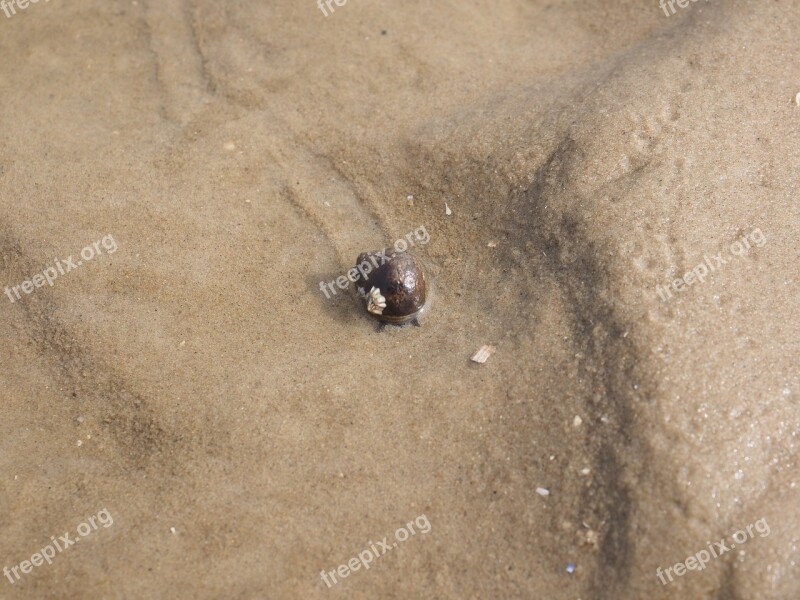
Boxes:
[445,202,452,215]
[795,91,800,106]
[536,487,550,497]
[471,345,496,363]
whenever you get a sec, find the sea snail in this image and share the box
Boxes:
[353,250,427,326]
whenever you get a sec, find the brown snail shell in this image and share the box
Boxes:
[353,250,427,325]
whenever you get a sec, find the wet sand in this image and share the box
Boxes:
[0,0,798,598]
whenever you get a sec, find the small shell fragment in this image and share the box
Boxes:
[471,345,496,364]
[536,487,550,497]
[445,202,452,216]
[573,415,583,427]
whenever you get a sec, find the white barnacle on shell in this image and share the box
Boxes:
[367,286,387,315]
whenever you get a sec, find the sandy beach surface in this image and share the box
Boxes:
[1,0,798,598]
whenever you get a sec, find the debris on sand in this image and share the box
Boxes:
[471,345,496,364]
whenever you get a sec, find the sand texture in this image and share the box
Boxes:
[1,0,798,598]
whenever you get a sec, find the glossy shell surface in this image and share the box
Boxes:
[354,250,427,324]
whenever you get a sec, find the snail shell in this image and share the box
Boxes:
[353,250,427,325]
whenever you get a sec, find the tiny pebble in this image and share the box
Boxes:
[573,415,582,427]
[536,487,550,497]
[566,562,576,574]
[580,467,591,475]
[77,440,82,447]
[170,527,177,534]
[795,92,800,106]
[445,202,452,216]
[487,241,497,247]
